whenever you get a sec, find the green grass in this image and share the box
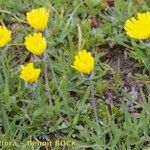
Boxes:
[0,0,150,150]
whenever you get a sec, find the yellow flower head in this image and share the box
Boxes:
[124,12,150,39]
[0,25,11,48]
[26,7,49,31]
[19,62,41,83]
[71,50,94,74]
[25,33,47,55]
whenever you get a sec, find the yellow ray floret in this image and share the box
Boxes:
[26,7,49,31]
[19,62,41,83]
[71,50,94,74]
[0,25,11,47]
[25,33,47,55]
[124,12,150,39]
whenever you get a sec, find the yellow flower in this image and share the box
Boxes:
[26,7,49,31]
[124,12,150,39]
[25,33,47,55]
[0,25,11,47]
[19,62,41,83]
[71,50,94,74]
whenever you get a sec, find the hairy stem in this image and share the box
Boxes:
[44,52,53,110]
[43,29,53,110]
[89,75,99,124]
[47,55,69,109]
[1,46,9,96]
